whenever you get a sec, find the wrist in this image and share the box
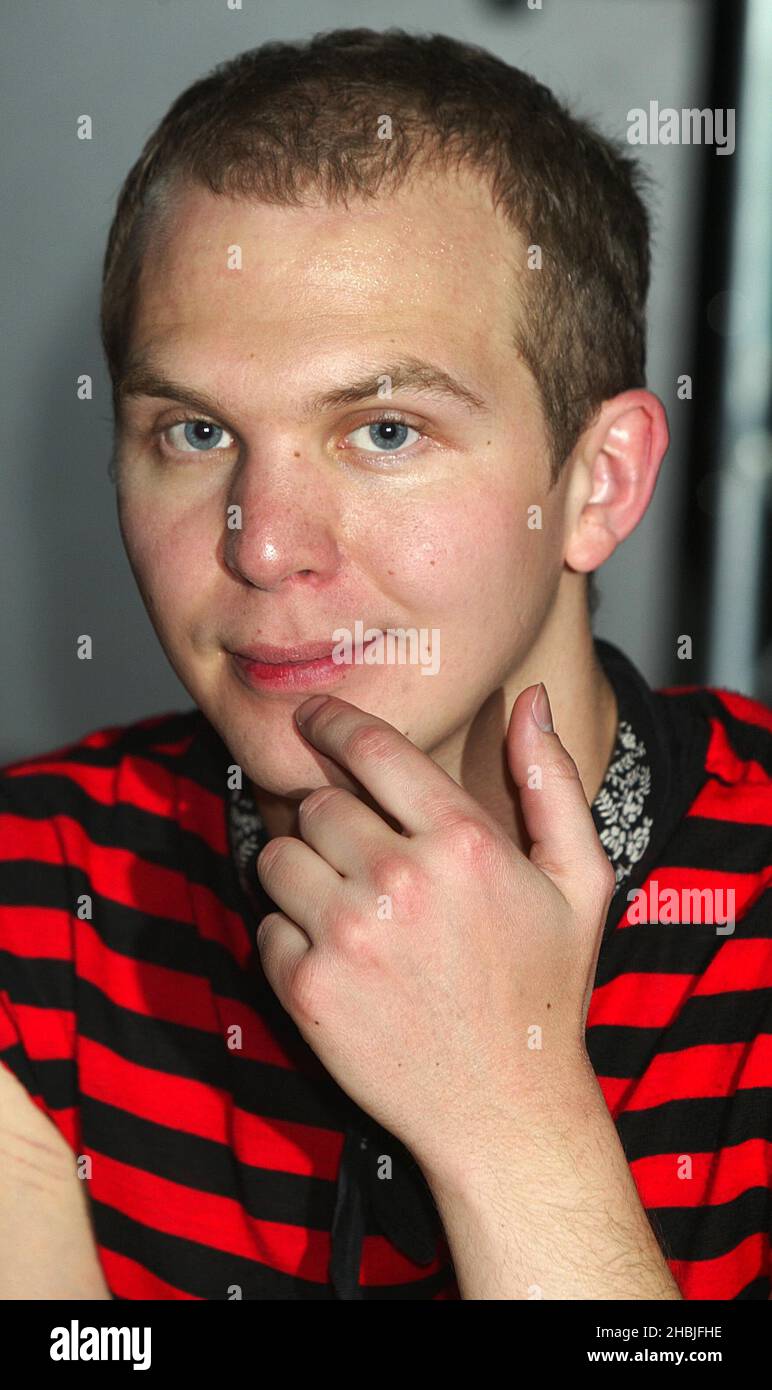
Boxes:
[415,1052,607,1200]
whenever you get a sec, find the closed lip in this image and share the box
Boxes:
[232,635,379,665]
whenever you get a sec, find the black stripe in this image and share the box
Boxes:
[2,944,355,1131]
[2,715,205,784]
[734,1272,771,1299]
[595,905,772,989]
[76,978,351,1130]
[92,1199,334,1300]
[615,1089,772,1161]
[92,1200,453,1300]
[83,1095,429,1242]
[702,691,772,778]
[0,950,74,1010]
[0,859,74,910]
[0,1045,76,1111]
[0,861,258,998]
[587,988,772,1074]
[650,1186,771,1264]
[82,1095,340,1230]
[4,710,199,772]
[645,814,772,874]
[0,773,238,905]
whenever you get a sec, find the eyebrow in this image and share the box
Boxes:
[116,353,492,421]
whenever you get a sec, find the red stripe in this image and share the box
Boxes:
[2,761,229,858]
[0,906,73,958]
[149,737,199,757]
[1,713,191,770]
[76,920,221,1032]
[711,688,772,737]
[630,1136,772,1208]
[98,1247,201,1300]
[88,1151,332,1280]
[0,1055,80,1152]
[692,776,772,825]
[73,932,308,1067]
[0,812,65,862]
[42,1102,81,1153]
[702,716,772,804]
[589,938,772,1029]
[79,1036,343,1178]
[91,1151,436,1288]
[669,1231,769,1299]
[589,970,697,1030]
[0,998,75,1060]
[359,1233,446,1286]
[597,1035,772,1113]
[615,865,769,930]
[10,815,253,966]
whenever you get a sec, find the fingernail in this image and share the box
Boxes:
[531,682,553,732]
[295,696,329,726]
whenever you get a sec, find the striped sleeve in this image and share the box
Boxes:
[0,774,80,1153]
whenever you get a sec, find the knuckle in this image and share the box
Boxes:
[594,855,617,898]
[330,910,380,967]
[442,815,499,869]
[583,854,616,905]
[286,955,323,1021]
[369,850,428,916]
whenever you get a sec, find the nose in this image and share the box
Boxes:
[223,446,342,592]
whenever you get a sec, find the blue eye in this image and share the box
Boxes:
[165,419,236,453]
[347,419,421,455]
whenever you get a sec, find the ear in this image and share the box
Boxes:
[563,389,669,575]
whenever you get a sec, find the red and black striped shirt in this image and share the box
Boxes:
[1,638,770,1299]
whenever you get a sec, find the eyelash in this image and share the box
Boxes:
[157,410,428,462]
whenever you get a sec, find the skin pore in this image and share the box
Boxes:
[114,164,667,851]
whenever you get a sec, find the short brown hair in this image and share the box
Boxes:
[101,27,653,607]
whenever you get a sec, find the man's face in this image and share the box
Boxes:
[116,167,569,797]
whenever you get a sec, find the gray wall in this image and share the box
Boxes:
[0,0,711,763]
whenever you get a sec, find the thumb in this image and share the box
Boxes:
[506,682,615,912]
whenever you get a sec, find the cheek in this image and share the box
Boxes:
[118,489,214,616]
[371,485,552,619]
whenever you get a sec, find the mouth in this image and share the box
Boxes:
[228,632,382,693]
[233,639,344,664]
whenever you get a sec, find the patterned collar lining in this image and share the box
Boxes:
[227,713,654,902]
[591,719,654,887]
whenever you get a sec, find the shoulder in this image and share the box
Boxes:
[657,680,772,790]
[0,708,203,821]
[0,707,210,912]
[651,680,772,902]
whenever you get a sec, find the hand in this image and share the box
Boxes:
[255,684,616,1181]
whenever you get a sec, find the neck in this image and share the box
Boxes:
[250,575,619,850]
[428,589,618,851]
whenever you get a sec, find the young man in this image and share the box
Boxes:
[1,29,770,1302]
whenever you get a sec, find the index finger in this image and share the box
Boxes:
[294,694,472,835]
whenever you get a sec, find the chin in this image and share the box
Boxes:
[213,710,352,798]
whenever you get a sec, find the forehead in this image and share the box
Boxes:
[130,167,526,380]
